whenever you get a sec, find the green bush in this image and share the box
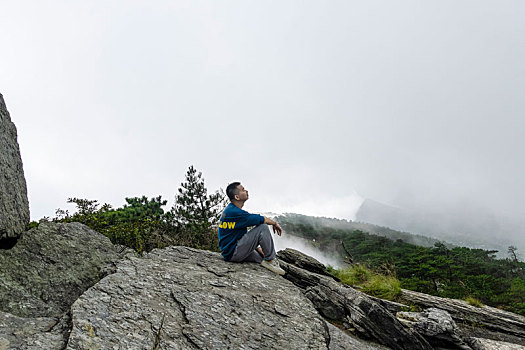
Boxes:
[362,274,402,300]
[465,296,484,308]
[44,166,226,255]
[329,263,372,286]
[328,264,402,301]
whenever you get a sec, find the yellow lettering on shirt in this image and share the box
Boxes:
[219,221,236,229]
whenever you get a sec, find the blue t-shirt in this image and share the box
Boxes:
[217,203,265,261]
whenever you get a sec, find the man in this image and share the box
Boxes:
[217,182,285,275]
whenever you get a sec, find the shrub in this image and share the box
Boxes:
[330,263,372,286]
[328,263,402,301]
[47,166,226,255]
[465,296,484,308]
[362,274,402,300]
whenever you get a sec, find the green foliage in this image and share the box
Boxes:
[52,197,162,255]
[48,166,226,255]
[164,165,227,251]
[279,214,525,316]
[362,274,402,300]
[26,221,40,230]
[465,296,484,308]
[328,264,402,301]
[329,263,372,286]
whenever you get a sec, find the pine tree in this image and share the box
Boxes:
[167,165,227,249]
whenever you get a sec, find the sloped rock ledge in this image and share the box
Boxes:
[278,248,525,350]
[66,246,330,349]
[397,289,525,346]
[277,249,432,350]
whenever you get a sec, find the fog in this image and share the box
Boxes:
[1,1,524,250]
[273,229,344,269]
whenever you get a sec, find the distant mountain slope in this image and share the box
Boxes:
[275,212,525,317]
[356,198,525,258]
[275,212,447,248]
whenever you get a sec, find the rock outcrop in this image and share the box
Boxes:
[0,93,29,240]
[277,249,433,350]
[2,224,525,349]
[326,323,390,350]
[0,310,70,350]
[397,308,471,349]
[278,248,525,350]
[66,246,330,349]
[0,222,125,318]
[396,289,525,346]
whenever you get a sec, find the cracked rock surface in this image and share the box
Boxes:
[397,308,472,349]
[66,246,330,350]
[326,322,390,350]
[397,289,525,346]
[277,249,432,350]
[0,92,29,240]
[0,222,124,318]
[0,310,70,350]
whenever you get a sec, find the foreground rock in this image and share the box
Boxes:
[397,308,471,349]
[0,222,124,318]
[397,289,525,346]
[0,93,29,240]
[468,337,525,350]
[277,249,432,350]
[326,323,391,350]
[0,310,70,350]
[66,246,330,350]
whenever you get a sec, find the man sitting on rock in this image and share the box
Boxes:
[217,182,285,275]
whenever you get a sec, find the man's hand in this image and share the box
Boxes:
[264,217,282,236]
[272,222,282,236]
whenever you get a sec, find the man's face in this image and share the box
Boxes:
[235,185,249,202]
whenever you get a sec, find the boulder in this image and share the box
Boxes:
[397,289,525,346]
[0,310,70,350]
[467,337,525,350]
[326,322,391,350]
[277,248,336,278]
[0,222,125,318]
[277,248,432,350]
[0,93,29,239]
[397,308,472,349]
[66,246,330,350]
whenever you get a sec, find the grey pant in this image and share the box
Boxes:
[230,224,276,263]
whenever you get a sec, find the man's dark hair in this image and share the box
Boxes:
[226,182,241,201]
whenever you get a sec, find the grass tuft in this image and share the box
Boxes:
[465,296,484,308]
[328,263,402,301]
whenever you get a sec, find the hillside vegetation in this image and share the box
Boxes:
[277,214,525,316]
[28,166,225,255]
[278,213,445,248]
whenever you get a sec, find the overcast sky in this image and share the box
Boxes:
[2,1,524,231]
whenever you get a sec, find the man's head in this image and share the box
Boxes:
[226,182,249,203]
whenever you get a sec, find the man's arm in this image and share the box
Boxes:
[264,217,282,236]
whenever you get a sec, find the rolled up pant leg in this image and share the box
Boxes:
[230,224,276,263]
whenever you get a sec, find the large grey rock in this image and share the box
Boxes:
[0,310,70,350]
[0,222,124,318]
[468,337,525,350]
[326,322,391,350]
[398,289,525,346]
[0,93,29,239]
[397,308,472,349]
[66,246,330,350]
[277,248,432,350]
